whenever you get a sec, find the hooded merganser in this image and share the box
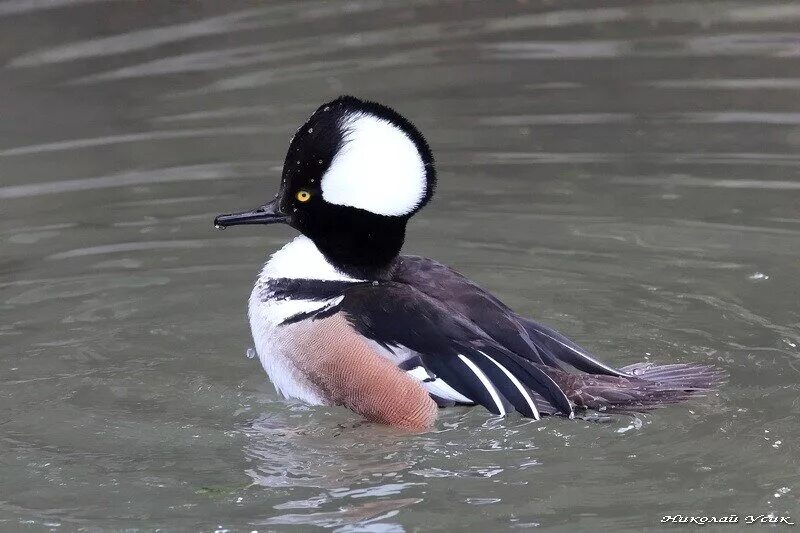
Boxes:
[214,96,722,429]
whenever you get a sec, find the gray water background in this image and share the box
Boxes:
[1,1,799,531]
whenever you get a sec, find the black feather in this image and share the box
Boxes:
[338,281,574,417]
[521,319,627,377]
[263,278,362,301]
[421,354,512,415]
[393,256,626,376]
[475,345,572,416]
[456,348,539,418]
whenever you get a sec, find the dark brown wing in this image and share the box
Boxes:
[336,281,574,418]
[393,255,627,377]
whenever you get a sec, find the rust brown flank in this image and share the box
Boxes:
[283,314,438,430]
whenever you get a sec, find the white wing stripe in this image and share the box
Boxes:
[406,366,429,381]
[425,379,473,404]
[457,354,506,416]
[405,366,473,404]
[478,351,540,420]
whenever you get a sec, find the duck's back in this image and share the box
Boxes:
[392,255,626,377]
[391,255,724,412]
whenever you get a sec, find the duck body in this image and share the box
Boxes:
[217,96,722,429]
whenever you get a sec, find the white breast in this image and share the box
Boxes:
[247,236,361,404]
[248,235,438,406]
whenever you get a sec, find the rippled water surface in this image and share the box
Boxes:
[2,1,799,531]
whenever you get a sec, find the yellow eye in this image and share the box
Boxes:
[295,190,311,202]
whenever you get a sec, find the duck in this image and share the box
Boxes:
[214,95,722,429]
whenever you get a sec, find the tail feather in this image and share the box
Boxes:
[544,363,725,412]
[620,362,727,390]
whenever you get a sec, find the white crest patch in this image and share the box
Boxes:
[321,112,427,216]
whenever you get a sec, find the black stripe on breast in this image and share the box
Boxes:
[281,299,344,326]
[261,278,363,302]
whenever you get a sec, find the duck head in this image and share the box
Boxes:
[214,95,436,280]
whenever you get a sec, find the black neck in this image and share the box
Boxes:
[308,214,406,280]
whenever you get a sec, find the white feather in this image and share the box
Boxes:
[457,354,506,415]
[366,340,417,365]
[426,379,474,405]
[406,366,430,381]
[249,290,332,404]
[321,112,427,216]
[259,235,361,282]
[478,351,540,420]
[406,366,473,404]
[249,236,359,403]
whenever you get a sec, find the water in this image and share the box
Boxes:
[1,1,798,530]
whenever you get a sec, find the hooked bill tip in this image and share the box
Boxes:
[213,216,225,229]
